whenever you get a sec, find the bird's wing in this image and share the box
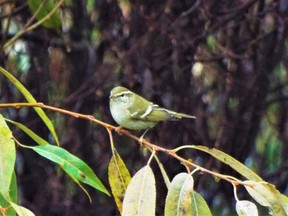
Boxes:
[130,104,172,122]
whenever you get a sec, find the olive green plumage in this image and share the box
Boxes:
[109,86,196,130]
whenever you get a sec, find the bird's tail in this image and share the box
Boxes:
[167,110,196,120]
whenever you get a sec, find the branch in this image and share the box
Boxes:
[0,102,254,187]
[2,0,65,50]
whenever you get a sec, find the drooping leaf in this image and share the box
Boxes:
[165,172,194,216]
[191,146,286,215]
[122,165,156,216]
[191,145,263,181]
[5,119,47,146]
[154,154,170,188]
[244,181,286,215]
[0,67,59,145]
[236,200,258,216]
[108,149,131,214]
[244,182,272,207]
[191,191,212,216]
[0,114,16,200]
[10,202,35,216]
[27,0,62,30]
[30,144,110,196]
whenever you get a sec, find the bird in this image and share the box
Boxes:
[109,86,196,131]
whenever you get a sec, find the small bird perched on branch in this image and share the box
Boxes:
[109,86,196,131]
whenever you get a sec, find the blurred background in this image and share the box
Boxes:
[1,0,288,215]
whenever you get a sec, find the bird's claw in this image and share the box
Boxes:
[115,126,124,134]
[139,135,145,146]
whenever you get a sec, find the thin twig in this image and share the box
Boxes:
[3,0,65,50]
[0,102,252,186]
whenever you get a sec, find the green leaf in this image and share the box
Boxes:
[9,171,18,203]
[5,119,47,146]
[0,172,17,216]
[0,67,59,145]
[206,35,216,52]
[191,146,286,215]
[10,202,35,216]
[122,165,156,216]
[267,184,287,215]
[154,154,170,188]
[191,191,212,216]
[165,173,194,216]
[191,145,263,181]
[0,197,16,216]
[27,0,62,30]
[236,200,258,216]
[244,181,286,215]
[244,181,272,207]
[0,114,16,200]
[30,144,110,196]
[108,149,131,214]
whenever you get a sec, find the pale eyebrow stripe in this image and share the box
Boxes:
[114,91,131,97]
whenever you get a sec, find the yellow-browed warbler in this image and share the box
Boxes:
[109,86,196,130]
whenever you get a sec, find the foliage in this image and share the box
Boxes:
[0,69,109,215]
[0,68,287,215]
[1,0,288,215]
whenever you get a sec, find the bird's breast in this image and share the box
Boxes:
[109,102,156,130]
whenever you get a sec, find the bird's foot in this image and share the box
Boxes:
[115,126,131,135]
[139,136,145,146]
[115,126,124,134]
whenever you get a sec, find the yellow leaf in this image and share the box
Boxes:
[108,149,131,214]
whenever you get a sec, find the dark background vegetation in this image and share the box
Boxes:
[1,0,288,215]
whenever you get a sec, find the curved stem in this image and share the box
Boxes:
[0,102,248,186]
[3,0,65,50]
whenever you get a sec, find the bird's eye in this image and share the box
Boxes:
[120,94,125,97]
